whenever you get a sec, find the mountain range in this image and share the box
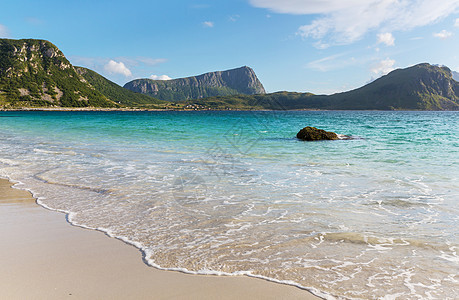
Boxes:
[1,38,458,110]
[123,66,266,101]
[180,63,459,110]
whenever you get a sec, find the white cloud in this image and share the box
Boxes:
[433,29,453,39]
[313,41,331,49]
[250,0,364,14]
[0,24,10,37]
[455,18,459,27]
[104,60,132,77]
[203,21,214,28]
[371,58,396,76]
[307,53,359,71]
[377,32,395,46]
[70,56,167,83]
[250,0,459,46]
[307,54,346,71]
[150,74,172,80]
[229,15,240,22]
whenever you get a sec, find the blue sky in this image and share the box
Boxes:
[1,0,459,94]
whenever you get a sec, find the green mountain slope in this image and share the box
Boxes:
[1,39,457,111]
[0,39,117,108]
[124,66,266,101]
[325,63,459,110]
[191,63,459,110]
[74,67,166,107]
[182,92,318,110]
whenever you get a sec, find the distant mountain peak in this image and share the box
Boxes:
[328,62,459,110]
[124,66,266,101]
[452,70,459,82]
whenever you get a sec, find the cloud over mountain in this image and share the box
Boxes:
[371,58,396,76]
[150,74,172,80]
[104,60,132,77]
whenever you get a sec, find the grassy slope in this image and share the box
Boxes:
[75,67,167,107]
[183,92,320,110]
[191,64,459,110]
[325,63,459,110]
[0,39,117,108]
[1,40,457,112]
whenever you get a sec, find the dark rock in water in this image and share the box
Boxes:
[296,127,339,141]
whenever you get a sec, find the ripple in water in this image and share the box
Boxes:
[0,111,458,299]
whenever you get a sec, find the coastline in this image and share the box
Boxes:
[0,178,321,299]
[1,106,455,112]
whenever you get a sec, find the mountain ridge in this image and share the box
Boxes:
[0,38,117,108]
[1,38,458,110]
[123,66,266,101]
[0,38,168,109]
[324,63,459,110]
[74,66,167,108]
[184,63,459,110]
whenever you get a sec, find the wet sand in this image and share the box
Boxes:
[0,179,321,299]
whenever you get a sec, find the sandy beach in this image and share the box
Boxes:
[0,178,320,300]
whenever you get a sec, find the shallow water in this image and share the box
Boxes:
[0,111,458,299]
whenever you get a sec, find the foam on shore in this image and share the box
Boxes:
[0,178,321,300]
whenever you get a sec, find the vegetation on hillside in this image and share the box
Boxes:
[325,63,459,110]
[75,67,167,108]
[182,92,318,110]
[1,38,458,111]
[185,64,459,111]
[125,78,244,102]
[124,66,266,102]
[0,39,117,108]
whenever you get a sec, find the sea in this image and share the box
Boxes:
[0,110,458,299]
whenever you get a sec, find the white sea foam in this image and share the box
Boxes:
[1,111,458,299]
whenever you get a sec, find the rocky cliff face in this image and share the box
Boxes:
[124,66,266,101]
[0,38,116,108]
[412,64,458,99]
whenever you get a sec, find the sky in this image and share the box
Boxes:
[1,0,459,94]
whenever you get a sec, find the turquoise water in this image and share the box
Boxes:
[0,111,458,299]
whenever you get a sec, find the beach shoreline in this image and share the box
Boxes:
[0,178,321,299]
